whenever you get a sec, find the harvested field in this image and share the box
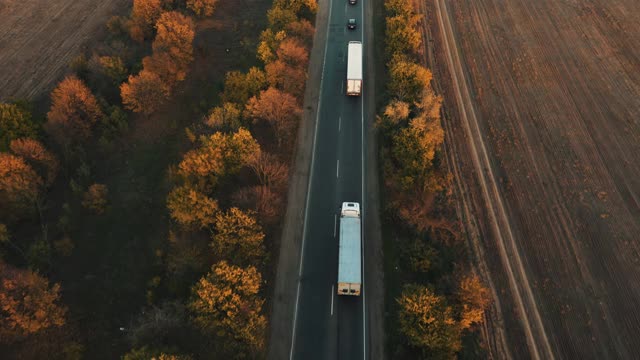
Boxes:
[0,0,128,101]
[429,0,640,358]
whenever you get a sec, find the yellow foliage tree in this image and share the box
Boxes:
[187,0,218,17]
[0,262,67,342]
[397,284,461,356]
[167,185,219,229]
[388,57,433,104]
[385,14,422,57]
[211,207,265,265]
[144,11,195,85]
[131,0,163,41]
[221,68,268,105]
[205,102,243,131]
[190,261,266,354]
[457,274,491,329]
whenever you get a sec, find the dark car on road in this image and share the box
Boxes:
[347,18,356,30]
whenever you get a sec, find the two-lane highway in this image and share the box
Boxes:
[289,0,366,357]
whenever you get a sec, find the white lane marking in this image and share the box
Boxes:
[289,0,334,356]
[331,285,335,316]
[336,159,340,178]
[334,214,338,237]
[339,116,342,132]
[360,1,366,358]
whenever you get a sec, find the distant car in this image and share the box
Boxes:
[349,0,357,4]
[347,18,357,30]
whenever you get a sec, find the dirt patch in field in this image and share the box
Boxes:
[0,0,129,101]
[427,0,640,358]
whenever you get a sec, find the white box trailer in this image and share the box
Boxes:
[346,41,363,96]
[337,202,362,296]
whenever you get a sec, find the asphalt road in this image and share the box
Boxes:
[289,0,367,358]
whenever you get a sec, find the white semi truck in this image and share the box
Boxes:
[346,41,363,96]
[337,202,362,296]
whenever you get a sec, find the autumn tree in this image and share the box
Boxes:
[0,103,37,151]
[286,20,315,49]
[143,11,195,85]
[0,153,43,216]
[245,87,302,147]
[82,183,109,214]
[397,284,461,357]
[123,346,192,360]
[211,207,265,265]
[384,0,414,17]
[0,262,67,342]
[232,185,283,226]
[190,261,266,354]
[386,14,421,57]
[9,138,59,186]
[277,38,309,69]
[391,114,444,191]
[221,68,268,105]
[267,6,297,32]
[97,56,128,84]
[457,274,491,330]
[257,29,287,64]
[265,60,306,95]
[130,0,163,42]
[178,128,260,189]
[167,185,219,229]
[205,102,243,131]
[388,57,433,104]
[47,75,104,143]
[121,70,171,115]
[187,0,218,17]
[247,151,288,190]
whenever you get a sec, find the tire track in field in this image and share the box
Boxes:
[433,0,554,358]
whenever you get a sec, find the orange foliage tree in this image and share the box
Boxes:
[232,185,283,227]
[0,153,43,213]
[245,87,302,147]
[211,207,265,265]
[285,20,315,49]
[121,70,171,115]
[457,274,491,330]
[130,0,163,42]
[143,11,195,85]
[9,138,59,186]
[82,183,109,215]
[265,60,306,95]
[276,38,309,69]
[247,151,288,190]
[190,261,266,354]
[47,75,103,143]
[0,262,67,342]
[187,0,218,17]
[178,128,260,189]
[167,185,219,229]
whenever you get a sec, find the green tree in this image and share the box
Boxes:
[98,56,128,84]
[190,261,266,355]
[397,284,461,357]
[211,208,265,265]
[0,262,67,342]
[167,185,219,228]
[0,103,37,151]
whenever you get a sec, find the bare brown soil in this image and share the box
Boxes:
[0,0,128,101]
[427,0,640,358]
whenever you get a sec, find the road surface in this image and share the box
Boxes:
[288,0,368,358]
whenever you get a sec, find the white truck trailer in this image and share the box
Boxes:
[337,202,362,296]
[346,41,363,96]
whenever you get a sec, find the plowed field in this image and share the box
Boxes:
[0,0,128,100]
[430,0,640,358]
